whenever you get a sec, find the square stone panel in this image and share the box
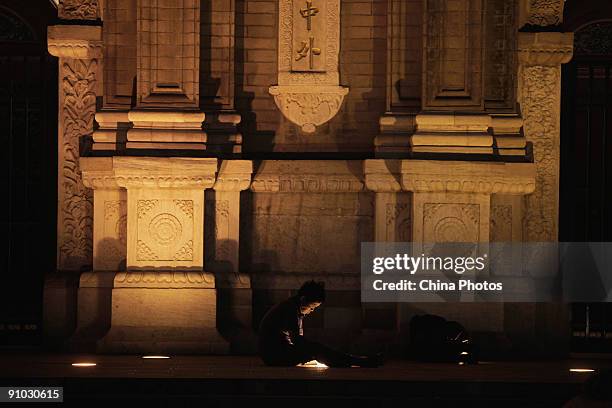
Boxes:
[127,189,204,269]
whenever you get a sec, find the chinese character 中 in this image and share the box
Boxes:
[300,0,319,31]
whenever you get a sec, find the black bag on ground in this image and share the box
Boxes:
[408,314,478,363]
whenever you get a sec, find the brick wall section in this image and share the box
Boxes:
[228,0,388,152]
[201,0,236,110]
[103,0,137,108]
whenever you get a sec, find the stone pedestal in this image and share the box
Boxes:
[95,157,229,354]
[366,159,537,355]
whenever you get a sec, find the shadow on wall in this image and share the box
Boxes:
[234,0,276,153]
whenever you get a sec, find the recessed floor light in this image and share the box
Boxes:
[570,368,595,373]
[142,355,171,359]
[298,360,328,368]
[71,362,96,367]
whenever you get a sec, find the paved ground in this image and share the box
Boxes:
[0,354,610,406]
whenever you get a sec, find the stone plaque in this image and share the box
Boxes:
[292,0,327,72]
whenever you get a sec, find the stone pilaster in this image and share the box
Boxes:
[48,25,102,271]
[364,160,411,242]
[44,23,102,348]
[518,32,573,241]
[209,160,253,284]
[207,160,254,353]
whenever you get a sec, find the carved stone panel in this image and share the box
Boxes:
[57,59,97,271]
[59,0,99,20]
[423,203,480,242]
[127,189,204,270]
[269,0,348,133]
[412,192,490,243]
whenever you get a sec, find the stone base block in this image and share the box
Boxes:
[98,286,229,354]
[67,272,115,352]
[98,326,228,354]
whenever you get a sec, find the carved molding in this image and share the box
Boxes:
[113,157,218,189]
[114,271,215,288]
[58,0,99,20]
[251,160,365,193]
[47,25,103,59]
[399,160,536,195]
[518,32,574,67]
[58,58,97,271]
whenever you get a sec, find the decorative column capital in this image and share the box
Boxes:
[213,160,253,192]
[113,157,218,190]
[363,160,402,193]
[48,25,103,59]
[518,32,574,67]
[400,160,537,195]
[520,0,565,27]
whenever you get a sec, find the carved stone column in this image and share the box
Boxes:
[518,32,573,242]
[97,157,229,353]
[45,23,102,347]
[511,2,572,356]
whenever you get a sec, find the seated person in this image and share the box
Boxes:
[258,280,383,368]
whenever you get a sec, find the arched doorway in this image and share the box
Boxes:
[561,13,612,353]
[0,0,58,347]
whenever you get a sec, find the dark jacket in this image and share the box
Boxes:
[258,295,304,357]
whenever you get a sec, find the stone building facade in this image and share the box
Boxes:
[43,0,574,356]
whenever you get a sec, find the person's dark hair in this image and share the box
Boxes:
[298,280,326,303]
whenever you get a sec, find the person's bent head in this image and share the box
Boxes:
[297,280,325,315]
